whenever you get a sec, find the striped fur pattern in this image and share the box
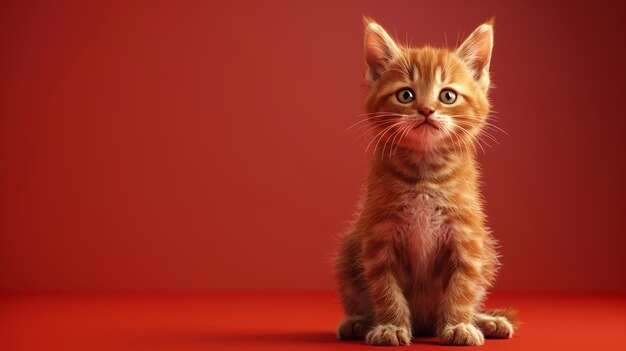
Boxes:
[334,18,517,346]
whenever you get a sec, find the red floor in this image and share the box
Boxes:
[1,292,624,350]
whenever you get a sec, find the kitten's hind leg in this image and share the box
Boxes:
[337,315,371,340]
[474,312,514,339]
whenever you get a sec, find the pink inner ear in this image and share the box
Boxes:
[365,40,386,65]
[364,23,399,81]
[457,25,493,82]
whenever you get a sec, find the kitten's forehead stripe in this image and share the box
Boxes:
[435,66,443,86]
[411,65,419,82]
[404,50,457,88]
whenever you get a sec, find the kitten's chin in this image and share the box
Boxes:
[399,125,447,151]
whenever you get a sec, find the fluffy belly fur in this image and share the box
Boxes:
[399,192,451,334]
[370,190,453,335]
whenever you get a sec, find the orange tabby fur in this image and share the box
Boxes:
[334,18,517,346]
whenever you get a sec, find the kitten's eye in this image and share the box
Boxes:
[439,89,457,104]
[396,89,415,104]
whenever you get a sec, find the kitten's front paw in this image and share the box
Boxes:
[439,323,484,346]
[337,315,369,340]
[365,324,411,346]
[476,316,514,339]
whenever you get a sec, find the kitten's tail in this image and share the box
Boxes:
[483,307,520,329]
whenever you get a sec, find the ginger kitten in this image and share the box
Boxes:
[334,18,517,346]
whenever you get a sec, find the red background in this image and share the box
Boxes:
[0,0,624,293]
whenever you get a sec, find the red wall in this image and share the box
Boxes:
[1,0,624,292]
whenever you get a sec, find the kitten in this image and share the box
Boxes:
[334,18,517,346]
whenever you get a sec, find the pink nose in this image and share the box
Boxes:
[419,107,435,117]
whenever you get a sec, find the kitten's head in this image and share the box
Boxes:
[363,18,494,155]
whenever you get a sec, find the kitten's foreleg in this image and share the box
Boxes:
[361,223,412,346]
[436,225,486,346]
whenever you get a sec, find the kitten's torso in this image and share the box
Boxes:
[382,194,445,335]
[394,189,451,335]
[358,151,468,334]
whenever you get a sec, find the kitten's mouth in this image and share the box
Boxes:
[413,121,440,130]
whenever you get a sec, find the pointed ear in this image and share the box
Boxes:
[456,20,494,91]
[363,17,401,84]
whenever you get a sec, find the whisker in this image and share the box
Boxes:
[383,123,409,159]
[393,124,414,157]
[345,117,385,132]
[456,125,485,155]
[366,121,403,154]
[372,122,404,156]
[356,120,402,140]
[345,114,399,131]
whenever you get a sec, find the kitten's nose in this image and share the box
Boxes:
[419,107,435,117]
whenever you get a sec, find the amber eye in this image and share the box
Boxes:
[439,89,457,104]
[396,89,415,104]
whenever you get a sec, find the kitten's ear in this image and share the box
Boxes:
[363,17,401,84]
[456,19,494,91]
